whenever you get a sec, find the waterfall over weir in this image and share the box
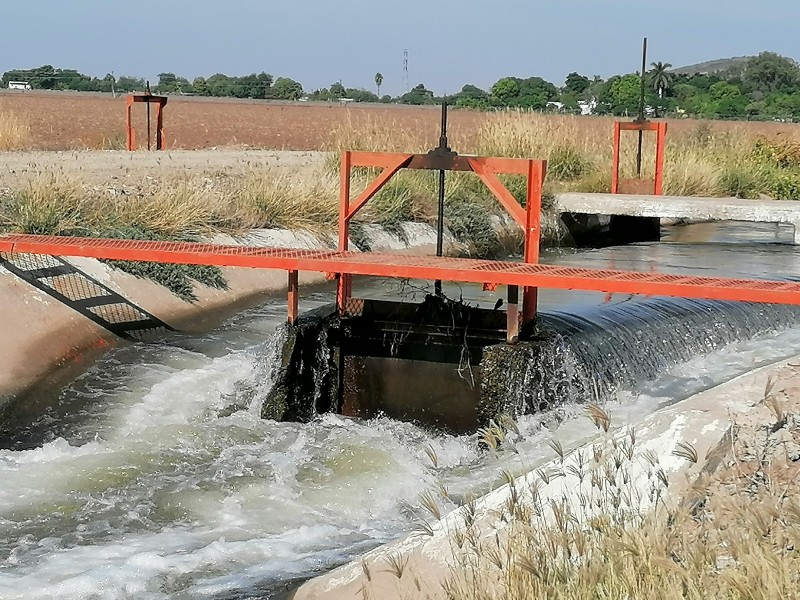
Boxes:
[254,293,800,431]
[481,298,800,419]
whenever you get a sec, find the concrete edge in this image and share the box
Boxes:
[291,353,797,599]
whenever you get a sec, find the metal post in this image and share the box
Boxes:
[288,270,299,324]
[507,285,519,344]
[145,82,152,152]
[435,99,448,296]
[337,151,352,313]
[636,37,648,177]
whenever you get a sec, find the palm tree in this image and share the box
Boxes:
[375,72,384,97]
[650,62,673,99]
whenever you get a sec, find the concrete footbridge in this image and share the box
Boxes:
[556,192,800,244]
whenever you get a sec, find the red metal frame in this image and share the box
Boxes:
[337,150,547,335]
[126,93,168,151]
[611,121,668,195]
[4,234,800,307]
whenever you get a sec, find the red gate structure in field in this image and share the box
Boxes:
[126,91,167,151]
[612,120,668,196]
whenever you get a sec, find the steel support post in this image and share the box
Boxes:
[337,151,352,313]
[288,270,299,324]
[523,160,545,327]
[507,285,519,344]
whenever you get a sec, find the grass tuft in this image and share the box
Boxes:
[0,109,29,150]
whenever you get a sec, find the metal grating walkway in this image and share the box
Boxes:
[3,234,800,305]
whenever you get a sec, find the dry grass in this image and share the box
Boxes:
[441,399,800,600]
[4,110,800,250]
[0,166,343,240]
[330,110,800,202]
[0,109,29,150]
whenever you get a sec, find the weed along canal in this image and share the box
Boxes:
[0,221,799,598]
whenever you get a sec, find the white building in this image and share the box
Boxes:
[578,98,598,116]
[7,81,31,90]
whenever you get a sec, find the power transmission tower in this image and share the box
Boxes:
[403,49,409,93]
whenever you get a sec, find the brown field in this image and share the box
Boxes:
[2,90,800,153]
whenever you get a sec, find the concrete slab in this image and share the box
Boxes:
[556,193,800,243]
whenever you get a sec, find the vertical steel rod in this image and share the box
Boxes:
[435,100,448,296]
[636,37,648,177]
[145,81,152,152]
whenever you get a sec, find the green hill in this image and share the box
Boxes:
[672,56,752,76]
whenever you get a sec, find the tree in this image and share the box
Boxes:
[400,84,435,105]
[330,81,346,98]
[604,74,642,115]
[192,76,210,96]
[564,72,590,96]
[744,52,800,93]
[272,77,304,100]
[116,75,145,92]
[157,72,177,89]
[490,77,521,104]
[650,62,673,98]
[453,84,489,108]
[374,72,383,97]
[709,81,742,101]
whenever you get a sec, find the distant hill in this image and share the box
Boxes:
[672,56,752,76]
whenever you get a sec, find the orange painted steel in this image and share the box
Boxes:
[5,234,800,307]
[126,93,168,151]
[337,151,546,327]
[612,120,668,195]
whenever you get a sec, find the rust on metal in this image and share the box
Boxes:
[126,85,168,151]
[5,234,800,306]
[612,119,667,196]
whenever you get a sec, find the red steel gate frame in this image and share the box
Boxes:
[335,150,547,341]
[126,92,168,151]
[612,120,667,195]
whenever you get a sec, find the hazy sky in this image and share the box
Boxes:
[2,1,798,95]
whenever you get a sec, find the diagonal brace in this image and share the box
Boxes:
[347,154,414,220]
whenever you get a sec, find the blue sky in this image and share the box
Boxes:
[2,1,798,95]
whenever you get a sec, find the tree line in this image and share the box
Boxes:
[3,52,800,120]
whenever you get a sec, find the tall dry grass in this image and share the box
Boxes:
[0,109,30,150]
[439,402,800,600]
[329,110,800,201]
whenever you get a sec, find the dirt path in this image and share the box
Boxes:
[0,149,325,192]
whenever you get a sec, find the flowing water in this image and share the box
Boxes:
[2,222,800,599]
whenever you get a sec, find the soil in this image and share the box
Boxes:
[0,91,485,151]
[2,90,799,153]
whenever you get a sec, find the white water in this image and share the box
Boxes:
[2,223,800,599]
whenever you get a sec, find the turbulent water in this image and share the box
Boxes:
[2,222,800,599]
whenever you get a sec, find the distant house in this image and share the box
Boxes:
[577,99,597,116]
[546,101,565,112]
[7,81,31,90]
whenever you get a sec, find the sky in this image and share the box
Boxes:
[2,0,799,95]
